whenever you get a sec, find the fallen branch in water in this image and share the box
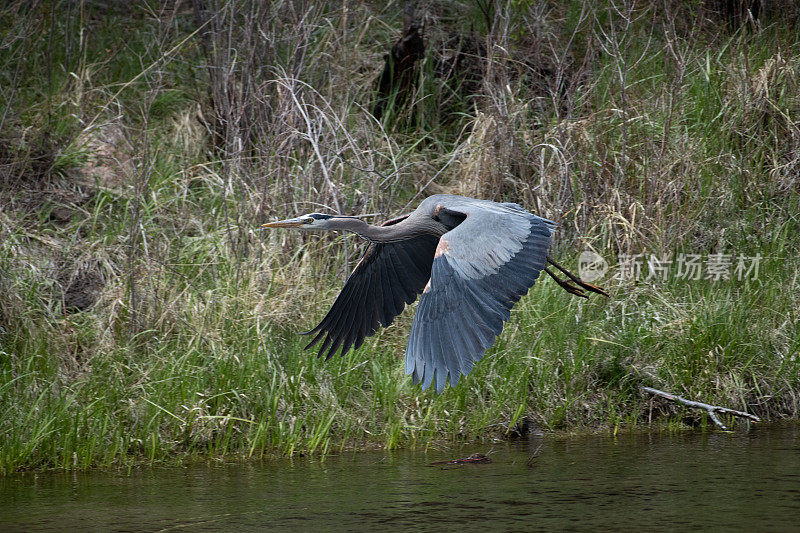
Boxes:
[428,453,492,466]
[641,386,761,430]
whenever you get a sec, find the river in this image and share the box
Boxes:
[2,423,798,531]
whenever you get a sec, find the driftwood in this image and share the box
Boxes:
[641,386,760,430]
[428,453,492,466]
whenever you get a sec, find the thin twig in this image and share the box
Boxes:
[641,386,760,430]
[336,152,392,183]
[402,141,468,212]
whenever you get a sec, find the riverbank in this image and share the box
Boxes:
[2,2,799,473]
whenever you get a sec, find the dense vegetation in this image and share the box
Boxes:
[1,1,799,472]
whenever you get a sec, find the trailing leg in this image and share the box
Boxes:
[546,257,610,298]
[544,266,589,298]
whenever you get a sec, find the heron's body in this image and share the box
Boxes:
[263,194,606,393]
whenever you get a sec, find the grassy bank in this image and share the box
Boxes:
[1,1,799,473]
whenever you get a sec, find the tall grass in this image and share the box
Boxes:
[1,0,799,472]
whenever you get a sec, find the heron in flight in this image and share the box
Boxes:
[263,194,607,393]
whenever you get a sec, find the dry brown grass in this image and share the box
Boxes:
[1,1,799,471]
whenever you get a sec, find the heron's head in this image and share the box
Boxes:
[261,213,337,231]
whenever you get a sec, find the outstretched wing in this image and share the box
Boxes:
[405,201,555,393]
[304,216,439,360]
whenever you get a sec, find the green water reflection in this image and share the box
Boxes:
[2,423,798,531]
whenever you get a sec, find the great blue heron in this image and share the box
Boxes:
[263,194,607,393]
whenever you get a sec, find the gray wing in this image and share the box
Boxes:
[304,217,439,360]
[405,201,554,393]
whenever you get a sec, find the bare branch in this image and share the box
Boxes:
[641,386,761,431]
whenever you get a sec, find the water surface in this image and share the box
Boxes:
[2,423,798,531]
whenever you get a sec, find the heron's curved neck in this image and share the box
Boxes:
[329,217,440,243]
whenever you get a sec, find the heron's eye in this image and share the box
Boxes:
[303,217,314,224]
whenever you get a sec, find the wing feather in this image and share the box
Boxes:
[318,253,371,359]
[385,248,412,312]
[406,201,554,393]
[375,253,394,327]
[304,231,439,360]
[342,259,378,355]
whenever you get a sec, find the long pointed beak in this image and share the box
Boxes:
[262,217,305,228]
